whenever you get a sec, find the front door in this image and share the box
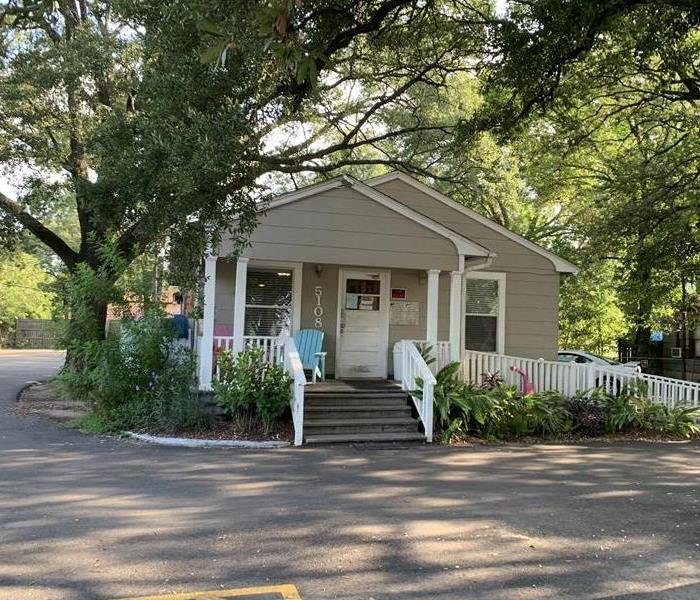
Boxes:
[336,269,390,378]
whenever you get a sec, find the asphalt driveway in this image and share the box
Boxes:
[1,350,699,600]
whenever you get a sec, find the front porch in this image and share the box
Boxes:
[196,257,467,389]
[194,256,464,444]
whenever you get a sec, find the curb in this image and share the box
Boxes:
[124,431,290,449]
[16,380,43,402]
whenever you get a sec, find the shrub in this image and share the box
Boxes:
[213,347,291,433]
[56,310,205,433]
[660,404,700,438]
[568,393,607,436]
[417,366,572,441]
[509,391,573,437]
[599,379,700,437]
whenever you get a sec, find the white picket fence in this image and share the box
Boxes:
[462,350,700,409]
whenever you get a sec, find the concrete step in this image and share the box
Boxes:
[304,431,426,444]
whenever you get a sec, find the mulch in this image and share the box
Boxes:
[17,382,88,421]
[154,417,294,443]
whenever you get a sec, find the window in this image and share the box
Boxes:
[464,274,504,353]
[345,278,381,311]
[244,269,293,336]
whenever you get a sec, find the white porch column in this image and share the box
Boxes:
[449,271,463,363]
[232,257,249,354]
[198,254,217,390]
[426,269,440,348]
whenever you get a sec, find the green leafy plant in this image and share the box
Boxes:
[56,309,205,433]
[415,343,436,367]
[413,361,463,441]
[213,347,291,433]
[660,404,700,438]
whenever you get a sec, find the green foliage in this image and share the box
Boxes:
[421,365,700,442]
[55,310,204,433]
[0,251,55,345]
[508,391,573,437]
[415,343,436,368]
[559,262,629,355]
[602,380,700,438]
[213,347,291,433]
[415,364,572,441]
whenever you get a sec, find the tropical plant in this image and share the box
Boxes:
[659,404,700,438]
[480,370,504,390]
[415,343,436,368]
[414,362,465,440]
[508,391,573,437]
[568,393,607,437]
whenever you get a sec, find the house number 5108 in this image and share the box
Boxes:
[314,286,323,329]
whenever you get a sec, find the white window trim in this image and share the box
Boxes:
[247,260,303,334]
[463,271,506,355]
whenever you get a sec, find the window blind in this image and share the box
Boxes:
[245,270,292,336]
[464,278,500,352]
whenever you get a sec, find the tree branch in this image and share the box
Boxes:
[0,190,79,269]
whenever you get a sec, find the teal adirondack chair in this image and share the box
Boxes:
[293,329,326,383]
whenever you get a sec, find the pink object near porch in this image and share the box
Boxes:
[510,366,535,395]
[214,325,233,337]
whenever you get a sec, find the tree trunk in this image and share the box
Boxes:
[631,262,653,360]
[63,297,110,371]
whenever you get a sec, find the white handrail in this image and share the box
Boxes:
[397,340,436,442]
[462,350,700,409]
[407,340,452,371]
[280,335,306,446]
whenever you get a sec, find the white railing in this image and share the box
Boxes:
[245,335,283,364]
[280,335,306,446]
[212,335,282,374]
[408,340,452,371]
[213,335,234,352]
[462,350,700,409]
[396,340,436,442]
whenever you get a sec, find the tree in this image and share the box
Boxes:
[0,0,492,354]
[0,251,54,344]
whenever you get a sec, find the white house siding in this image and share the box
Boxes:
[218,186,460,272]
[373,179,562,360]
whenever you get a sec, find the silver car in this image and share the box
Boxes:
[558,350,642,373]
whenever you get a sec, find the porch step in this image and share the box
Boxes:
[305,405,413,419]
[304,396,410,408]
[305,417,419,435]
[302,380,424,444]
[304,431,426,444]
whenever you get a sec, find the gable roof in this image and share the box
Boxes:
[263,175,493,269]
[365,171,578,274]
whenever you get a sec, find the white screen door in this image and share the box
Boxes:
[336,269,390,378]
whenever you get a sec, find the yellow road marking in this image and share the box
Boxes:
[118,584,302,600]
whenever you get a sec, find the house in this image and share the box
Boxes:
[196,172,578,444]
